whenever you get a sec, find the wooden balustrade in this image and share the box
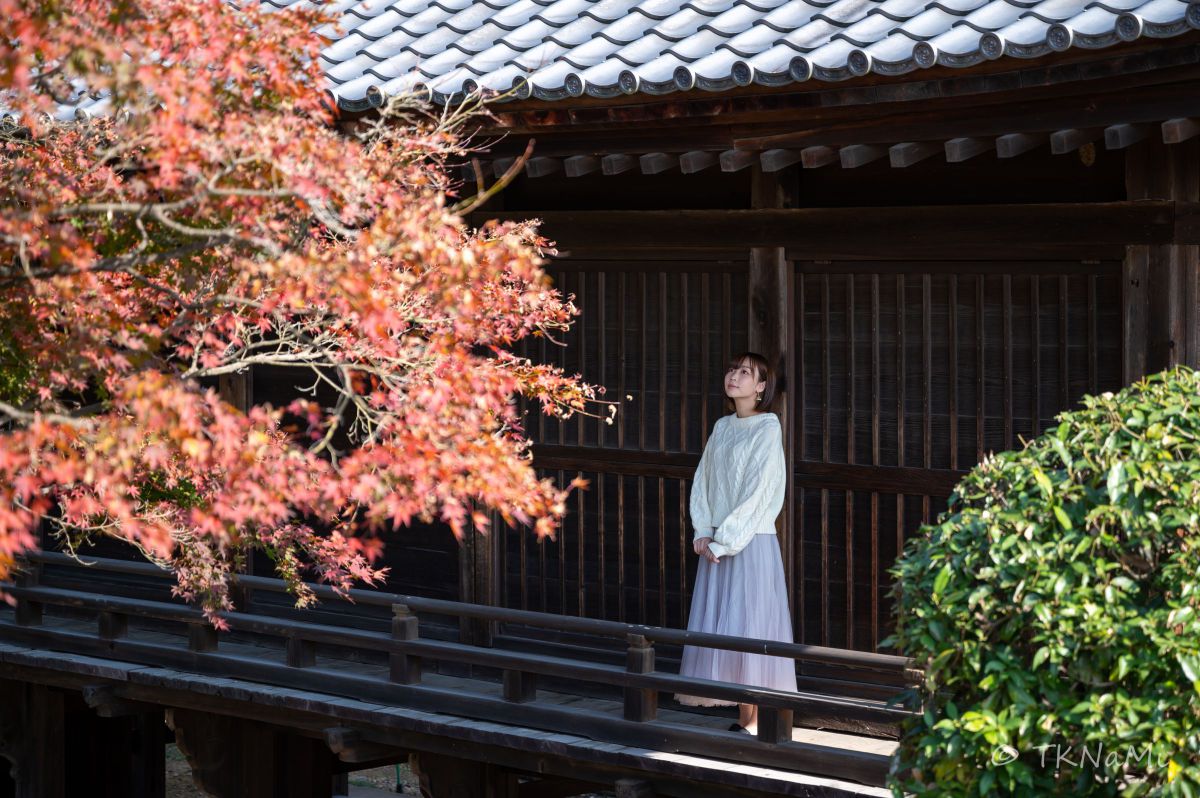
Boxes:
[6,552,916,757]
[23,551,908,673]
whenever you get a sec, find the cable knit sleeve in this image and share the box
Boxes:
[688,419,720,540]
[708,417,785,560]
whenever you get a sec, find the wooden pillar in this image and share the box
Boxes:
[167,708,334,798]
[456,503,497,646]
[1,681,166,798]
[218,370,257,602]
[1124,137,1200,380]
[0,680,65,798]
[65,702,166,798]
[749,166,796,596]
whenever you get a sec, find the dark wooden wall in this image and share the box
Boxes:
[792,261,1124,650]
[508,261,749,629]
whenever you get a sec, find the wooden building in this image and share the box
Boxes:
[3,2,1200,796]
[317,0,1200,655]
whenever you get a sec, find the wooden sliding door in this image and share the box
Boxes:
[793,261,1124,652]
[506,260,748,628]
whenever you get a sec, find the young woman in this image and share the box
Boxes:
[675,351,797,735]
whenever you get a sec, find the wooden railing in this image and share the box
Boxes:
[1,551,917,786]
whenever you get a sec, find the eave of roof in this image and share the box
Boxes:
[305,0,1200,110]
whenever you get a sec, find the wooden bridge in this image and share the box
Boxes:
[0,552,914,797]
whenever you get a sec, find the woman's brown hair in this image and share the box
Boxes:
[724,351,777,412]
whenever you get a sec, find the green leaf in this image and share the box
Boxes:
[1108,462,1127,502]
[1033,468,1053,497]
[1050,436,1073,469]
[1053,505,1073,530]
[932,564,953,600]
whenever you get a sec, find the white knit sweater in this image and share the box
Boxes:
[688,411,786,560]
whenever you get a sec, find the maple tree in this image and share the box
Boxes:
[0,0,605,622]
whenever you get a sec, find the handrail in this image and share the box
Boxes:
[1,582,908,718]
[27,551,915,674]
[0,569,912,783]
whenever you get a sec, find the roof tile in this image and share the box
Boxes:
[40,0,1200,110]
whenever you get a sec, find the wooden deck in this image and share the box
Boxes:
[0,555,909,797]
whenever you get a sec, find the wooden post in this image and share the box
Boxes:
[217,370,256,609]
[389,604,422,684]
[457,503,497,647]
[749,165,796,609]
[1124,137,1200,379]
[188,623,219,653]
[127,711,168,798]
[13,564,42,627]
[65,699,167,798]
[0,680,66,798]
[286,635,317,668]
[98,611,128,641]
[622,634,657,722]
[755,706,794,744]
[501,669,537,703]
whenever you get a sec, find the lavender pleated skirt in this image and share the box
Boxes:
[674,533,798,707]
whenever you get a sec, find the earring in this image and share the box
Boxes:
[756,393,762,401]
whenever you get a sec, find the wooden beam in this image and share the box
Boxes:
[944,137,992,162]
[719,149,756,172]
[1050,127,1101,154]
[839,144,885,168]
[564,155,599,177]
[760,148,800,172]
[489,41,1199,136]
[889,141,940,168]
[601,154,635,176]
[1106,122,1150,150]
[996,132,1046,158]
[639,152,677,174]
[525,157,561,178]
[1163,118,1200,145]
[323,727,403,764]
[801,146,837,168]
[470,202,1196,256]
[80,684,157,718]
[680,151,717,174]
[734,75,1200,153]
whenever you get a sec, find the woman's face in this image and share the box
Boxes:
[725,359,766,402]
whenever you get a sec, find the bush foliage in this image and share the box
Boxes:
[889,367,1200,797]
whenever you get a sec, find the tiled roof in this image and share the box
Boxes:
[301,0,1200,108]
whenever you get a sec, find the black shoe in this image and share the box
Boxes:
[728,723,745,732]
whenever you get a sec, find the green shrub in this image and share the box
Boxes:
[889,367,1200,797]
